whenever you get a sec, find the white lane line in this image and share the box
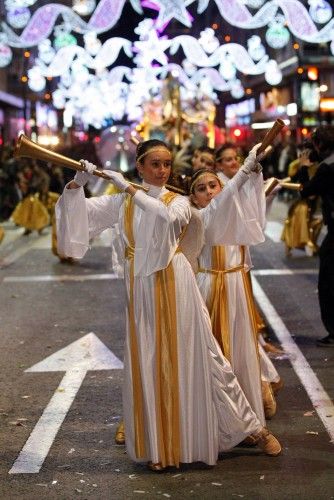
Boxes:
[264,221,284,243]
[0,233,50,268]
[3,273,119,283]
[252,276,334,443]
[253,269,318,276]
[3,269,318,283]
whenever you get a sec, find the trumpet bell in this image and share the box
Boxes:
[14,134,83,171]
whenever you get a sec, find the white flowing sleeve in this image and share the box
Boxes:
[202,169,265,246]
[240,171,266,230]
[132,191,191,276]
[55,184,124,259]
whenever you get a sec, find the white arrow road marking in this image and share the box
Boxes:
[252,277,334,443]
[9,332,123,474]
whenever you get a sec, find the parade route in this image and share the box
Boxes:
[0,204,333,499]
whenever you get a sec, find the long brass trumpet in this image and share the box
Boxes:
[13,134,148,191]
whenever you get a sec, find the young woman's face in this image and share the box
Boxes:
[215,147,240,178]
[137,149,172,187]
[191,149,201,170]
[191,173,222,208]
[192,151,215,172]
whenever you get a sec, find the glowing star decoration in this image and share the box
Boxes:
[143,0,192,30]
[27,67,46,92]
[7,7,31,29]
[247,35,266,61]
[265,17,290,49]
[308,0,332,24]
[198,28,220,54]
[264,59,282,85]
[133,30,171,66]
[0,43,12,67]
[72,0,96,16]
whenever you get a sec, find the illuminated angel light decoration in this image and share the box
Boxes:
[83,31,101,55]
[198,28,220,54]
[37,39,55,65]
[265,16,290,49]
[247,35,266,61]
[264,60,283,86]
[72,0,96,16]
[6,6,31,29]
[308,0,332,24]
[230,79,245,99]
[27,66,46,92]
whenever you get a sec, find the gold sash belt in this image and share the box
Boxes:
[198,263,244,275]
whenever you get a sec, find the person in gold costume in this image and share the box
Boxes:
[281,141,322,256]
[0,226,4,244]
[11,161,50,235]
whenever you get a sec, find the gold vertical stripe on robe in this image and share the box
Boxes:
[208,245,231,360]
[124,190,181,466]
[154,191,180,468]
[124,194,146,458]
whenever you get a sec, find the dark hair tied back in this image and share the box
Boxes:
[136,139,170,163]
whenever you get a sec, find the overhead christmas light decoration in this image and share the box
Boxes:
[2,0,334,49]
[2,0,333,128]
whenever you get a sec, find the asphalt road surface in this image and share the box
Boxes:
[0,199,333,500]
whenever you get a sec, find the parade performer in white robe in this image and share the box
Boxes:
[214,145,282,415]
[56,139,281,470]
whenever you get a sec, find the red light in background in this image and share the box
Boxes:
[94,136,101,143]
[233,128,241,137]
[307,67,318,81]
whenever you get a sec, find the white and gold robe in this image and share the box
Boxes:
[197,171,268,425]
[55,172,264,467]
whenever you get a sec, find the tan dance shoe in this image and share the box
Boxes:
[263,341,284,355]
[271,378,284,395]
[240,435,259,447]
[255,428,282,456]
[262,381,277,419]
[115,421,125,445]
[147,462,165,472]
